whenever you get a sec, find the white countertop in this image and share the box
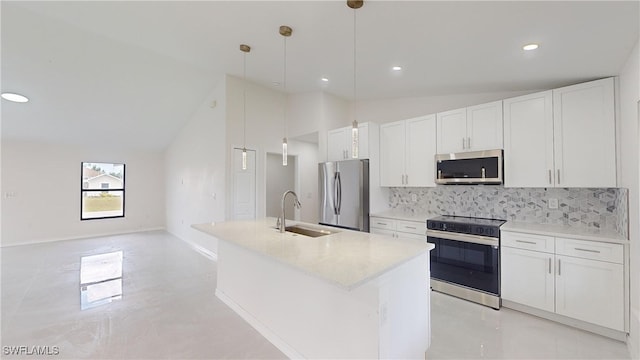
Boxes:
[501,221,628,244]
[370,209,433,223]
[192,218,433,290]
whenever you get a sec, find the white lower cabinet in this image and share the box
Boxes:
[501,246,555,312]
[555,254,623,331]
[501,231,625,332]
[370,217,425,241]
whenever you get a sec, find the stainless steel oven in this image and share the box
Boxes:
[426,215,505,309]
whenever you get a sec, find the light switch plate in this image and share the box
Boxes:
[548,198,559,209]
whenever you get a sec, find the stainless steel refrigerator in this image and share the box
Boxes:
[318,159,369,232]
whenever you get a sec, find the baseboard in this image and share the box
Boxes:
[0,227,166,248]
[628,308,640,359]
[177,236,218,261]
[215,288,302,359]
[502,300,628,342]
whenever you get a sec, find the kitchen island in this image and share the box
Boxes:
[193,218,434,359]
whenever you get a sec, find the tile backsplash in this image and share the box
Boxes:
[389,187,628,238]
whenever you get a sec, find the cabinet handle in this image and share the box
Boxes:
[405,226,417,230]
[467,137,471,149]
[557,169,561,184]
[377,222,387,226]
[548,258,552,274]
[516,240,537,245]
[462,138,465,149]
[574,247,601,254]
[558,259,561,276]
[406,174,409,185]
[548,170,552,185]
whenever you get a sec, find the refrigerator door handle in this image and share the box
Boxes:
[333,172,339,215]
[336,172,342,215]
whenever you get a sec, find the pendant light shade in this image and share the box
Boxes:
[242,150,247,170]
[282,137,288,166]
[351,120,359,158]
[280,25,292,166]
[240,44,251,170]
[348,0,363,159]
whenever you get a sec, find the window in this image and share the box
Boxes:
[81,162,125,220]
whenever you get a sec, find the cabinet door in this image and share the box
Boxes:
[555,255,624,331]
[553,78,616,187]
[327,128,348,161]
[503,91,555,187]
[357,123,369,159]
[466,101,503,151]
[380,121,406,187]
[405,115,436,187]
[436,108,467,153]
[501,246,555,313]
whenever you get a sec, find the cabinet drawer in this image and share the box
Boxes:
[556,237,623,264]
[370,228,396,237]
[502,231,554,253]
[370,217,396,231]
[396,232,427,241]
[396,220,425,235]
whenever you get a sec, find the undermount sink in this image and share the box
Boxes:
[284,225,337,238]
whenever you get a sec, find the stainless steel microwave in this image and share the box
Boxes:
[435,149,503,185]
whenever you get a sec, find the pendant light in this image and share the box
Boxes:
[280,25,292,166]
[240,44,251,170]
[348,0,363,159]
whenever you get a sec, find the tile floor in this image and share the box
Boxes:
[1,231,631,359]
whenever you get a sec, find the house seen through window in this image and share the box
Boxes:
[81,162,125,220]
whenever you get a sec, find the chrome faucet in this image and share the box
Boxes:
[280,190,302,233]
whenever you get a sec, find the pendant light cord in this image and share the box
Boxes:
[243,50,247,149]
[353,8,357,121]
[283,35,287,138]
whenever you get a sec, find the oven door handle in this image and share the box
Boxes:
[426,229,499,247]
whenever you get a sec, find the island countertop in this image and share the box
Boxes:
[193,218,433,290]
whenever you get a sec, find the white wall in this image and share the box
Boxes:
[266,153,295,219]
[619,39,640,359]
[288,92,350,163]
[225,76,325,221]
[164,78,227,258]
[1,140,165,246]
[290,139,319,223]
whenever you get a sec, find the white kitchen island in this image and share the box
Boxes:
[193,218,434,359]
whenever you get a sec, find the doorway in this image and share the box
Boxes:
[266,153,296,220]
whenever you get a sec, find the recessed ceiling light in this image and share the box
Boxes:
[392,66,402,71]
[321,77,329,82]
[522,43,539,51]
[1,92,29,103]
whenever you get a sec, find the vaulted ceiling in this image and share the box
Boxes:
[2,1,638,150]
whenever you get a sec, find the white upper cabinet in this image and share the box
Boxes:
[503,91,555,187]
[380,115,436,187]
[379,121,405,187]
[327,122,370,161]
[504,78,617,188]
[466,101,503,151]
[553,78,616,187]
[437,101,503,153]
[436,108,467,153]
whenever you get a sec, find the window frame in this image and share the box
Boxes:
[80,162,126,221]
